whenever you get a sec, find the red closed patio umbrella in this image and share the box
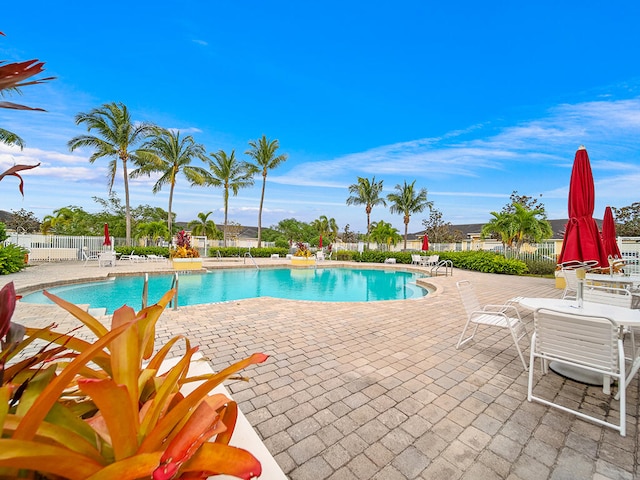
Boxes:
[421,234,429,251]
[601,206,622,259]
[557,146,608,267]
[103,223,112,247]
[319,235,323,249]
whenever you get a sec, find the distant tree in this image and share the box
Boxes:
[68,102,154,245]
[40,206,95,235]
[369,220,402,251]
[133,127,209,234]
[346,176,386,247]
[245,135,288,247]
[135,220,170,246]
[422,208,463,244]
[501,191,547,217]
[7,209,40,233]
[311,215,339,246]
[341,224,359,243]
[611,202,640,236]
[273,218,306,245]
[188,211,222,240]
[482,203,552,254]
[387,180,432,250]
[225,221,243,245]
[201,150,254,246]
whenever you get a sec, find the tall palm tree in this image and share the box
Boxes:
[132,127,209,234]
[245,135,288,247]
[346,177,386,247]
[188,211,221,239]
[387,180,432,250]
[201,150,254,246]
[68,102,153,246]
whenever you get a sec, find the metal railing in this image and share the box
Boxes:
[244,252,259,269]
[169,272,179,310]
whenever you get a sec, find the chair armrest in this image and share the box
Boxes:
[482,304,521,318]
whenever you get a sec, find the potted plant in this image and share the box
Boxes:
[170,230,203,271]
[291,242,316,266]
[0,281,267,479]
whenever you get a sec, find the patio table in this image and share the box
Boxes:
[518,297,640,393]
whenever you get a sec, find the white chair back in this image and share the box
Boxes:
[528,307,626,435]
[456,280,482,317]
[583,282,632,308]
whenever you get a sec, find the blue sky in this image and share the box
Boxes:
[2,2,640,235]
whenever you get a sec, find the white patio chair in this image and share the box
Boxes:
[411,254,421,265]
[421,254,439,267]
[316,251,325,261]
[528,307,627,436]
[98,251,117,267]
[560,268,579,300]
[456,280,529,370]
[82,247,99,267]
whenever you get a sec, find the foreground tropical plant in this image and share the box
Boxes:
[170,230,200,258]
[0,281,267,479]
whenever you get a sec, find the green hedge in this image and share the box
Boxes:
[349,249,528,275]
[207,247,290,258]
[115,246,171,257]
[437,251,528,275]
[0,244,28,275]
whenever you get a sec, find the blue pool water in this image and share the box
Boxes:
[20,267,427,313]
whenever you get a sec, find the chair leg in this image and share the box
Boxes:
[456,319,478,349]
[508,327,529,371]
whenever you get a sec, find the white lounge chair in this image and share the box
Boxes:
[528,307,627,436]
[456,280,529,370]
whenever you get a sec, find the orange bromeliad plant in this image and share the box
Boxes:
[0,281,267,479]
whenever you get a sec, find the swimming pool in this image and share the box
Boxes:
[20,267,428,313]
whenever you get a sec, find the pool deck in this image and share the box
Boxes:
[5,259,639,479]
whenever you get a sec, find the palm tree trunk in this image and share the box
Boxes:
[122,157,131,246]
[257,174,266,248]
[223,187,229,247]
[168,182,175,235]
[404,216,409,250]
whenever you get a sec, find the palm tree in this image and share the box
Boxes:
[387,180,432,250]
[346,177,386,247]
[245,135,288,247]
[0,129,24,149]
[188,211,222,240]
[132,127,209,234]
[68,102,153,246]
[201,150,254,246]
[311,215,339,246]
[135,220,170,246]
[482,202,553,255]
[369,220,402,251]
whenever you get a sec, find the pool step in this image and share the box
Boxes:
[88,307,107,317]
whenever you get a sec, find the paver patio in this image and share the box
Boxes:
[6,259,639,479]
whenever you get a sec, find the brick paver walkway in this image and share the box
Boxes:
[6,260,639,479]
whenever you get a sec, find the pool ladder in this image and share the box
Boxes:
[244,251,259,269]
[142,272,179,311]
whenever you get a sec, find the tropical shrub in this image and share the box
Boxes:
[522,257,556,276]
[170,230,200,258]
[0,281,267,479]
[438,251,528,275]
[293,242,312,258]
[0,243,28,275]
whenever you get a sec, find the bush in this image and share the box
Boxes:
[523,258,556,276]
[438,250,528,275]
[115,246,170,257]
[334,250,357,261]
[274,238,290,249]
[208,246,289,258]
[0,244,28,274]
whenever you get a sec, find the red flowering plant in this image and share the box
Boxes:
[0,281,267,479]
[170,230,200,259]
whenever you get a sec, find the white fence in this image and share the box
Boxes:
[4,233,113,262]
